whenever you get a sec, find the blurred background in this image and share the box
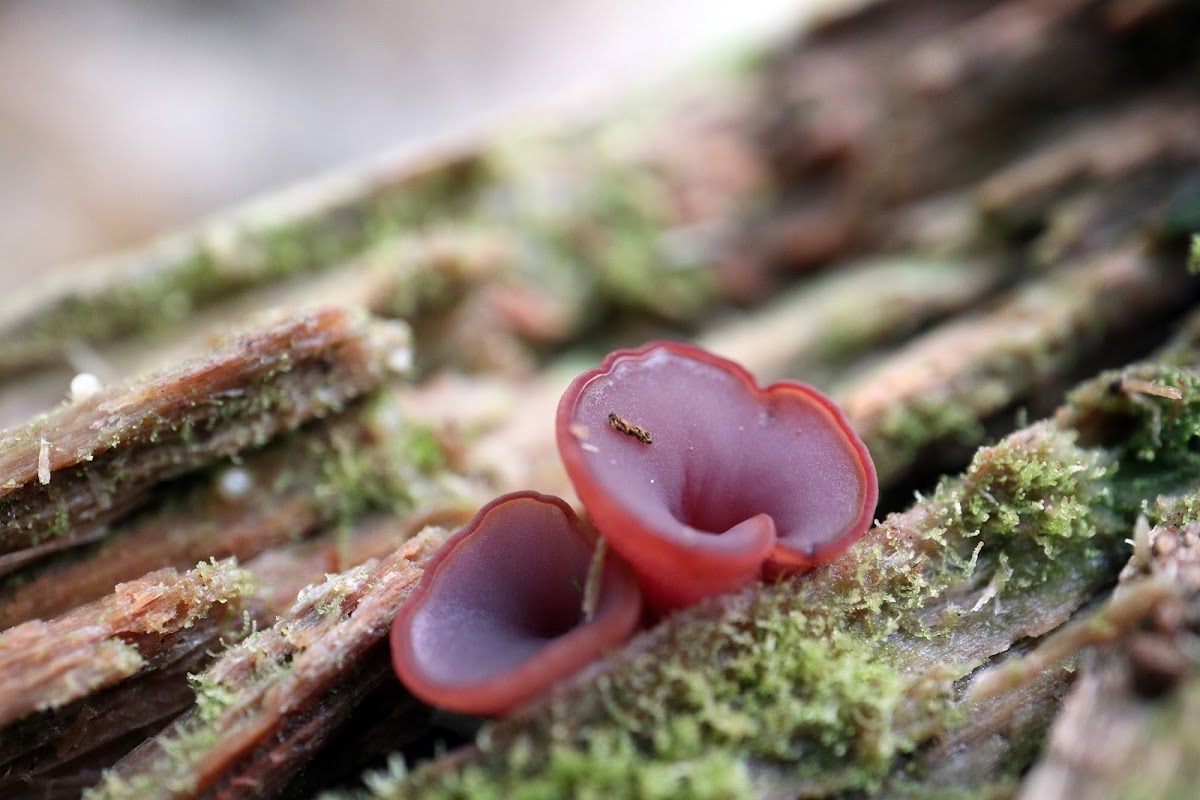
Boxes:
[0,0,806,282]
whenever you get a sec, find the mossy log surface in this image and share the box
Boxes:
[0,559,254,798]
[0,0,1198,798]
[0,307,412,573]
[85,531,449,800]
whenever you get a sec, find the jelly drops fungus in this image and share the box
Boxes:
[557,341,878,612]
[390,491,642,715]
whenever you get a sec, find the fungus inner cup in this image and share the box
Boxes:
[557,341,878,612]
[391,491,642,716]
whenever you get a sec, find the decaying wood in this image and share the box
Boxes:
[0,145,479,377]
[243,510,473,617]
[0,622,225,799]
[976,96,1200,230]
[364,330,1200,797]
[698,255,1005,384]
[0,558,252,728]
[84,529,448,800]
[0,559,254,799]
[0,401,473,631]
[837,242,1197,484]
[1012,519,1200,799]
[451,241,1196,502]
[0,518,469,799]
[0,307,411,573]
[742,0,1200,281]
[0,77,768,390]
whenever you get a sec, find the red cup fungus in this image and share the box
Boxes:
[556,341,878,612]
[390,491,642,716]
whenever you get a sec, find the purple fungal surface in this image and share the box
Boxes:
[557,341,878,612]
[390,491,641,715]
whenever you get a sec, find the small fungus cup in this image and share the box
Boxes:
[557,341,878,612]
[390,491,642,715]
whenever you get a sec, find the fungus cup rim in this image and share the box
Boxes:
[390,490,643,715]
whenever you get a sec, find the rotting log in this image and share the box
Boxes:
[966,515,1200,799]
[0,558,252,728]
[740,0,1200,282]
[0,400,478,631]
[0,146,482,377]
[835,242,1198,485]
[83,529,449,800]
[698,254,1005,385]
[0,559,255,799]
[0,77,769,385]
[0,307,412,573]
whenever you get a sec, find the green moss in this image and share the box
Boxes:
[402,424,448,474]
[190,670,243,724]
[1189,234,1200,275]
[313,424,416,532]
[426,732,754,800]
[192,557,258,609]
[4,160,486,371]
[884,778,1020,800]
[1066,364,1200,506]
[47,499,70,544]
[925,423,1113,593]
[581,167,716,322]
[1146,490,1200,528]
[479,122,718,329]
[1123,368,1200,467]
[871,397,987,483]
[84,706,228,800]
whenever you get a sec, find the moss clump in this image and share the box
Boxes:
[1066,364,1200,505]
[392,732,755,800]
[581,165,717,323]
[401,424,448,475]
[479,122,718,328]
[1146,490,1200,528]
[1118,368,1200,469]
[191,557,258,616]
[315,434,411,530]
[309,398,439,533]
[925,422,1114,593]
[190,669,244,725]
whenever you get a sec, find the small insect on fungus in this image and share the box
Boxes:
[608,413,652,444]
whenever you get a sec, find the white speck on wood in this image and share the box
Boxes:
[38,439,51,485]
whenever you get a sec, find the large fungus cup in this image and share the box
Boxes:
[390,491,642,715]
[557,341,878,612]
